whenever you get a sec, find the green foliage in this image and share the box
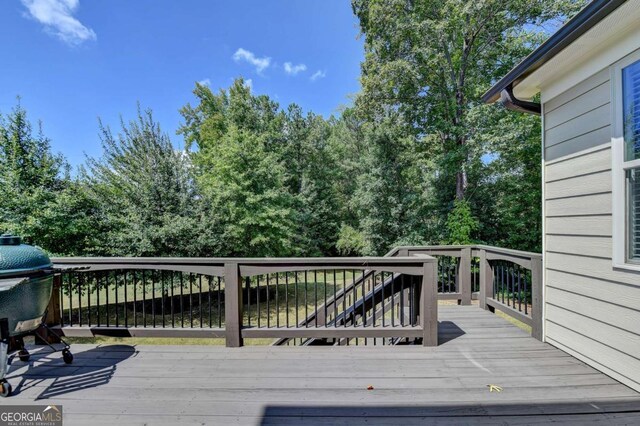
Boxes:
[179,79,296,257]
[336,224,366,256]
[445,199,478,245]
[1,1,587,256]
[85,106,204,256]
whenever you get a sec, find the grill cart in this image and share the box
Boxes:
[0,234,73,397]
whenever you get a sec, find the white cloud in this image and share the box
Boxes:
[232,48,271,74]
[21,0,96,45]
[310,70,326,81]
[283,62,307,76]
[198,78,211,86]
[244,79,253,91]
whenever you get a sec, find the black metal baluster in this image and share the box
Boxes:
[314,271,318,327]
[67,273,72,326]
[77,273,82,327]
[115,271,119,327]
[285,272,289,328]
[294,272,299,326]
[179,272,184,328]
[391,272,395,327]
[106,271,110,327]
[304,271,308,328]
[151,271,156,328]
[199,274,203,327]
[142,270,147,328]
[267,274,271,328]
[83,274,89,326]
[207,276,212,328]
[351,270,357,327]
[125,271,129,327]
[342,270,347,328]
[257,276,261,328]
[361,270,366,327]
[372,272,377,326]
[400,274,405,327]
[96,272,101,326]
[323,270,328,327]
[276,273,280,328]
[246,277,251,327]
[217,277,222,328]
[333,270,337,327]
[161,271,166,328]
[189,273,194,328]
[517,268,522,312]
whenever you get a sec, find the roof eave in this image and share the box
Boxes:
[482,0,627,104]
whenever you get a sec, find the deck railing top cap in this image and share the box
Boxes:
[50,255,436,265]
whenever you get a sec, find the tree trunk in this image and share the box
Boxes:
[455,169,467,200]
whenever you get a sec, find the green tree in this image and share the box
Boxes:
[85,106,204,256]
[352,0,584,250]
[179,79,296,256]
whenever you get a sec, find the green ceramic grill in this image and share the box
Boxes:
[0,234,73,397]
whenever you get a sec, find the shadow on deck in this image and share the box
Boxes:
[4,306,640,425]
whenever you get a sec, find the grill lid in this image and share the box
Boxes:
[0,234,52,277]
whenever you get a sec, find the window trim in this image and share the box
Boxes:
[612,48,640,271]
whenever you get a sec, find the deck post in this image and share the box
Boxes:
[479,249,494,312]
[531,257,543,341]
[421,260,438,347]
[459,247,472,305]
[35,274,62,344]
[224,262,243,347]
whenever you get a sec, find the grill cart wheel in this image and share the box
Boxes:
[0,379,11,397]
[62,349,73,364]
[18,349,30,362]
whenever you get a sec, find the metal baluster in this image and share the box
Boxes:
[124,271,129,327]
[304,271,308,328]
[314,271,318,328]
[199,275,203,327]
[207,275,212,328]
[285,272,289,328]
[323,270,328,327]
[361,270,366,327]
[391,272,395,327]
[217,277,222,328]
[180,272,184,328]
[294,272,299,326]
[275,273,280,328]
[267,274,271,328]
[351,270,357,327]
[333,270,337,327]
[372,272,376,326]
[142,270,147,328]
[246,277,251,327]
[400,274,405,327]
[84,274,89,326]
[257,276,261,328]
[189,273,194,328]
[342,270,347,328]
[151,271,156,328]
[77,273,82,327]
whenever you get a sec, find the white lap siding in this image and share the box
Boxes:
[543,67,640,392]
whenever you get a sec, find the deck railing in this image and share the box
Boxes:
[391,245,542,340]
[48,257,439,347]
[45,245,542,347]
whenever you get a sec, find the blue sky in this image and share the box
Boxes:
[0,0,364,169]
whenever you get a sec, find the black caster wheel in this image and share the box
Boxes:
[0,380,12,397]
[18,349,30,363]
[62,349,73,365]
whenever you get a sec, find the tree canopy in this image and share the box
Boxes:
[0,1,586,256]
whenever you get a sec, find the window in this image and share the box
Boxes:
[613,51,640,268]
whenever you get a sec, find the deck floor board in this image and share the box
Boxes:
[4,306,640,425]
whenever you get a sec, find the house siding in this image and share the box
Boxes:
[543,68,640,392]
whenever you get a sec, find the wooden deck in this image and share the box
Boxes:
[5,306,640,425]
